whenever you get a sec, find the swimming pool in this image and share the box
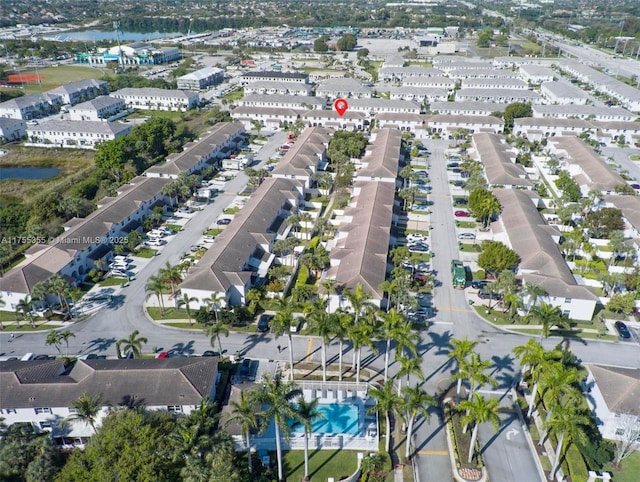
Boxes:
[291,403,360,435]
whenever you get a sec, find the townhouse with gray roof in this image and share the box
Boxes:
[177,67,224,90]
[472,133,532,189]
[240,70,309,85]
[460,78,528,90]
[111,87,199,112]
[302,109,366,131]
[0,92,62,120]
[491,188,598,321]
[430,101,506,116]
[345,98,422,116]
[0,117,26,142]
[518,65,556,84]
[231,106,302,131]
[0,358,219,447]
[47,79,108,106]
[426,114,504,137]
[601,195,640,254]
[447,68,520,80]
[374,113,426,133]
[386,86,448,103]
[316,77,373,100]
[271,126,330,188]
[403,76,455,92]
[180,177,305,307]
[540,80,590,105]
[243,81,314,96]
[378,66,444,82]
[237,94,326,110]
[455,88,541,104]
[25,119,132,149]
[531,104,636,122]
[68,96,127,122]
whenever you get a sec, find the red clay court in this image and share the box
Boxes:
[7,73,44,84]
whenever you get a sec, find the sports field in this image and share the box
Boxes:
[2,65,112,94]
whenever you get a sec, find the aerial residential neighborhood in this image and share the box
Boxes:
[0,1,639,481]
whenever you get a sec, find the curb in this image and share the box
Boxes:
[443,403,488,482]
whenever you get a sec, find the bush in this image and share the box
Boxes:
[565,443,589,481]
[296,265,309,287]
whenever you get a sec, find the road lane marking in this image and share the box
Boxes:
[418,450,448,455]
[305,337,313,362]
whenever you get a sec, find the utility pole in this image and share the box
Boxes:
[114,21,124,71]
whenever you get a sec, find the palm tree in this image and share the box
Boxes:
[117,330,147,358]
[395,354,424,395]
[68,392,103,433]
[522,283,547,314]
[513,339,549,418]
[343,283,372,325]
[145,275,166,315]
[368,379,401,453]
[207,320,229,354]
[464,353,497,401]
[306,300,336,382]
[16,296,35,328]
[348,321,377,383]
[380,308,403,381]
[225,390,259,474]
[294,397,325,481]
[402,384,437,459]
[333,311,351,381]
[177,292,198,326]
[271,297,296,381]
[379,279,398,312]
[202,292,225,324]
[58,330,76,357]
[47,275,71,313]
[539,363,581,424]
[544,404,589,481]
[528,302,567,339]
[255,373,302,482]
[160,261,182,301]
[448,338,478,400]
[458,393,501,464]
[46,330,63,355]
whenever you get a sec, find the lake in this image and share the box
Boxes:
[58,30,183,42]
[1,167,62,181]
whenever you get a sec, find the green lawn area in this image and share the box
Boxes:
[97,277,128,287]
[282,449,358,482]
[456,221,476,229]
[147,307,193,320]
[6,65,111,94]
[165,224,182,232]
[133,248,157,258]
[459,243,481,252]
[630,154,640,161]
[605,452,640,482]
[223,88,243,103]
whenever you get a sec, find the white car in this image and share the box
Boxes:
[146,239,163,247]
[111,270,127,278]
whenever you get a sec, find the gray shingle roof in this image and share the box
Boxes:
[271,126,330,178]
[473,133,532,187]
[587,365,640,416]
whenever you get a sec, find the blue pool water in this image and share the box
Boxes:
[291,403,360,435]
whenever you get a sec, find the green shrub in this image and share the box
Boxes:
[308,236,320,251]
[296,265,309,287]
[565,443,588,481]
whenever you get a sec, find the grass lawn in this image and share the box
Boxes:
[459,243,481,253]
[164,321,207,330]
[97,277,128,287]
[165,224,182,232]
[204,228,222,236]
[147,307,193,320]
[6,65,112,94]
[605,452,640,482]
[133,248,157,258]
[630,154,640,161]
[456,221,476,229]
[282,449,358,482]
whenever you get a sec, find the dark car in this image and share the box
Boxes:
[614,321,631,339]
[216,218,232,225]
[447,162,459,168]
[453,180,466,187]
[478,289,502,300]
[471,280,488,289]
[86,353,98,360]
[33,354,55,360]
[202,350,220,357]
[453,197,468,205]
[239,358,254,380]
[257,314,272,332]
[630,183,640,190]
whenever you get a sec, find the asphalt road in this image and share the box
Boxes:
[2,135,640,482]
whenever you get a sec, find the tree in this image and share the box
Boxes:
[368,380,401,453]
[606,292,636,315]
[58,330,76,357]
[463,353,497,401]
[306,300,336,382]
[395,354,424,395]
[513,339,548,418]
[613,416,640,466]
[16,295,35,328]
[343,283,372,325]
[160,261,182,299]
[380,308,403,381]
[448,338,479,400]
[522,283,547,314]
[356,48,370,59]
[177,292,198,326]
[458,393,501,463]
[336,33,357,51]
[348,321,377,383]
[468,188,501,229]
[207,320,230,354]
[46,330,63,355]
[0,423,63,481]
[117,330,147,358]
[294,397,325,481]
[225,389,259,474]
[555,171,581,203]
[402,384,437,460]
[68,392,103,433]
[544,404,589,481]
[585,207,624,239]
[255,373,302,482]
[313,35,329,52]
[47,275,71,313]
[477,27,493,48]
[503,102,532,131]
[477,240,520,275]
[527,302,568,339]
[271,297,296,381]
[145,274,166,315]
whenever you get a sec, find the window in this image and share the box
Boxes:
[167,405,183,413]
[68,407,78,414]
[40,421,52,430]
[615,428,625,436]
[34,408,52,415]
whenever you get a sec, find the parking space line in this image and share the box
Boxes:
[418,450,448,455]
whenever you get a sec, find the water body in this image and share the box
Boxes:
[1,167,61,181]
[58,30,182,42]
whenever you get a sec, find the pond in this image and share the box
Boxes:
[58,30,183,42]
[1,167,62,181]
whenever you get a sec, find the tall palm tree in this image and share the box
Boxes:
[348,322,377,383]
[294,397,325,481]
[448,338,478,400]
[539,363,581,423]
[177,293,198,326]
[343,283,372,325]
[160,261,182,300]
[402,384,437,459]
[306,301,336,382]
[255,373,302,482]
[528,302,567,339]
[68,392,103,433]
[544,404,589,481]
[145,275,166,315]
[522,283,547,314]
[380,308,403,381]
[464,353,497,401]
[395,354,424,395]
[117,330,147,358]
[379,279,398,312]
[225,390,259,474]
[47,275,71,313]
[207,320,229,354]
[16,296,35,328]
[46,330,63,355]
[368,379,401,453]
[513,339,549,418]
[271,297,296,381]
[202,293,225,324]
[59,330,76,357]
[458,393,501,464]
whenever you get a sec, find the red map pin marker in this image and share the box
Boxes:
[334,98,349,117]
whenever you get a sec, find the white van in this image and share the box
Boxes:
[21,353,35,361]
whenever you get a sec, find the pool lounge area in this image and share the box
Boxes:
[250,381,379,452]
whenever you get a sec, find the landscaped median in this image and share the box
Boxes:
[443,398,487,482]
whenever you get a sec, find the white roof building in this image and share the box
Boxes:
[386,86,448,103]
[0,117,26,142]
[455,88,541,104]
[25,119,132,149]
[519,65,556,84]
[111,88,199,112]
[540,80,590,105]
[243,81,313,96]
[237,94,325,110]
[430,101,506,116]
[531,104,637,122]
[176,67,224,91]
[67,96,126,122]
[316,78,373,99]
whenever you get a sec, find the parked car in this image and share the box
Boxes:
[257,314,272,332]
[453,197,468,205]
[157,351,170,359]
[447,162,459,168]
[202,350,220,357]
[630,183,640,190]
[453,181,466,187]
[471,280,488,289]
[458,232,476,240]
[177,207,193,214]
[454,210,470,217]
[478,289,501,300]
[614,321,631,339]
[216,218,232,225]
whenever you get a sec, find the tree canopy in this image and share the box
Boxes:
[503,102,532,131]
[336,33,357,51]
[478,240,520,275]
